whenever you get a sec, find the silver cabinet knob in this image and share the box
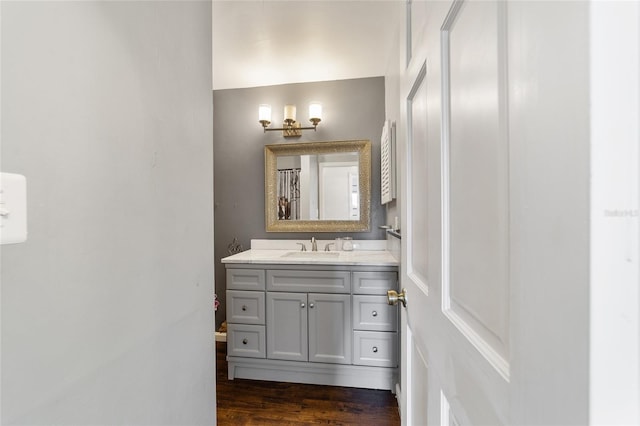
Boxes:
[242,338,248,345]
[301,302,305,308]
[372,310,378,317]
[241,305,247,311]
[309,303,315,308]
[372,346,378,353]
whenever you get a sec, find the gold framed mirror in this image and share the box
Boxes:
[265,139,371,232]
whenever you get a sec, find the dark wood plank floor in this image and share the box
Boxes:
[216,342,401,425]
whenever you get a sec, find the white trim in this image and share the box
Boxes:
[440,390,450,426]
[405,326,413,426]
[442,308,510,381]
[408,271,429,297]
[405,0,412,68]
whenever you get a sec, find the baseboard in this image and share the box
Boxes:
[227,356,397,391]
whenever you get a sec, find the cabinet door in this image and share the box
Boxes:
[267,292,308,362]
[308,293,352,364]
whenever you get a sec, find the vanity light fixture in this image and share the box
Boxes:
[259,103,322,137]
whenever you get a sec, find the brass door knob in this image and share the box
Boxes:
[387,288,407,307]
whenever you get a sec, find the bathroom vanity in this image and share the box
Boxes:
[221,240,399,391]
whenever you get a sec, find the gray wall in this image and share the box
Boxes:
[1,2,215,424]
[213,77,387,328]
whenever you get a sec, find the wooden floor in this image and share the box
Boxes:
[216,342,401,425]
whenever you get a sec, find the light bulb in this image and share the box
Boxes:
[284,104,296,122]
[258,104,272,122]
[309,102,322,121]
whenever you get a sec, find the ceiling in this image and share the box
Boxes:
[212,1,402,90]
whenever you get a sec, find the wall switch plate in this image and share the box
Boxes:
[0,173,28,244]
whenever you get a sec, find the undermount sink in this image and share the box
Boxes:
[281,251,341,259]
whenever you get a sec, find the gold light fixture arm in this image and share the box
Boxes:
[261,120,320,137]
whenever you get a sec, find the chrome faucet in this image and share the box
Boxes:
[311,237,318,252]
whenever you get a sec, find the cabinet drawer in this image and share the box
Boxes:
[227,269,265,290]
[267,270,351,293]
[352,271,397,295]
[227,290,265,325]
[352,295,398,332]
[227,324,266,358]
[353,331,398,367]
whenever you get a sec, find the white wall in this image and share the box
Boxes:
[1,2,215,424]
[589,1,640,424]
[506,2,591,423]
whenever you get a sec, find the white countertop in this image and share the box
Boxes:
[221,249,399,266]
[221,239,399,266]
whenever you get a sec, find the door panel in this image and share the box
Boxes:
[442,0,510,375]
[408,332,429,425]
[408,62,430,293]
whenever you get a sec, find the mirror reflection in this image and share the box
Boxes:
[276,152,360,221]
[265,140,371,232]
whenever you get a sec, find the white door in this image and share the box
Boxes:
[397,1,512,424]
[319,162,359,220]
[394,0,639,424]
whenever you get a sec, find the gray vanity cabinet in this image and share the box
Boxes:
[267,292,351,364]
[225,264,398,391]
